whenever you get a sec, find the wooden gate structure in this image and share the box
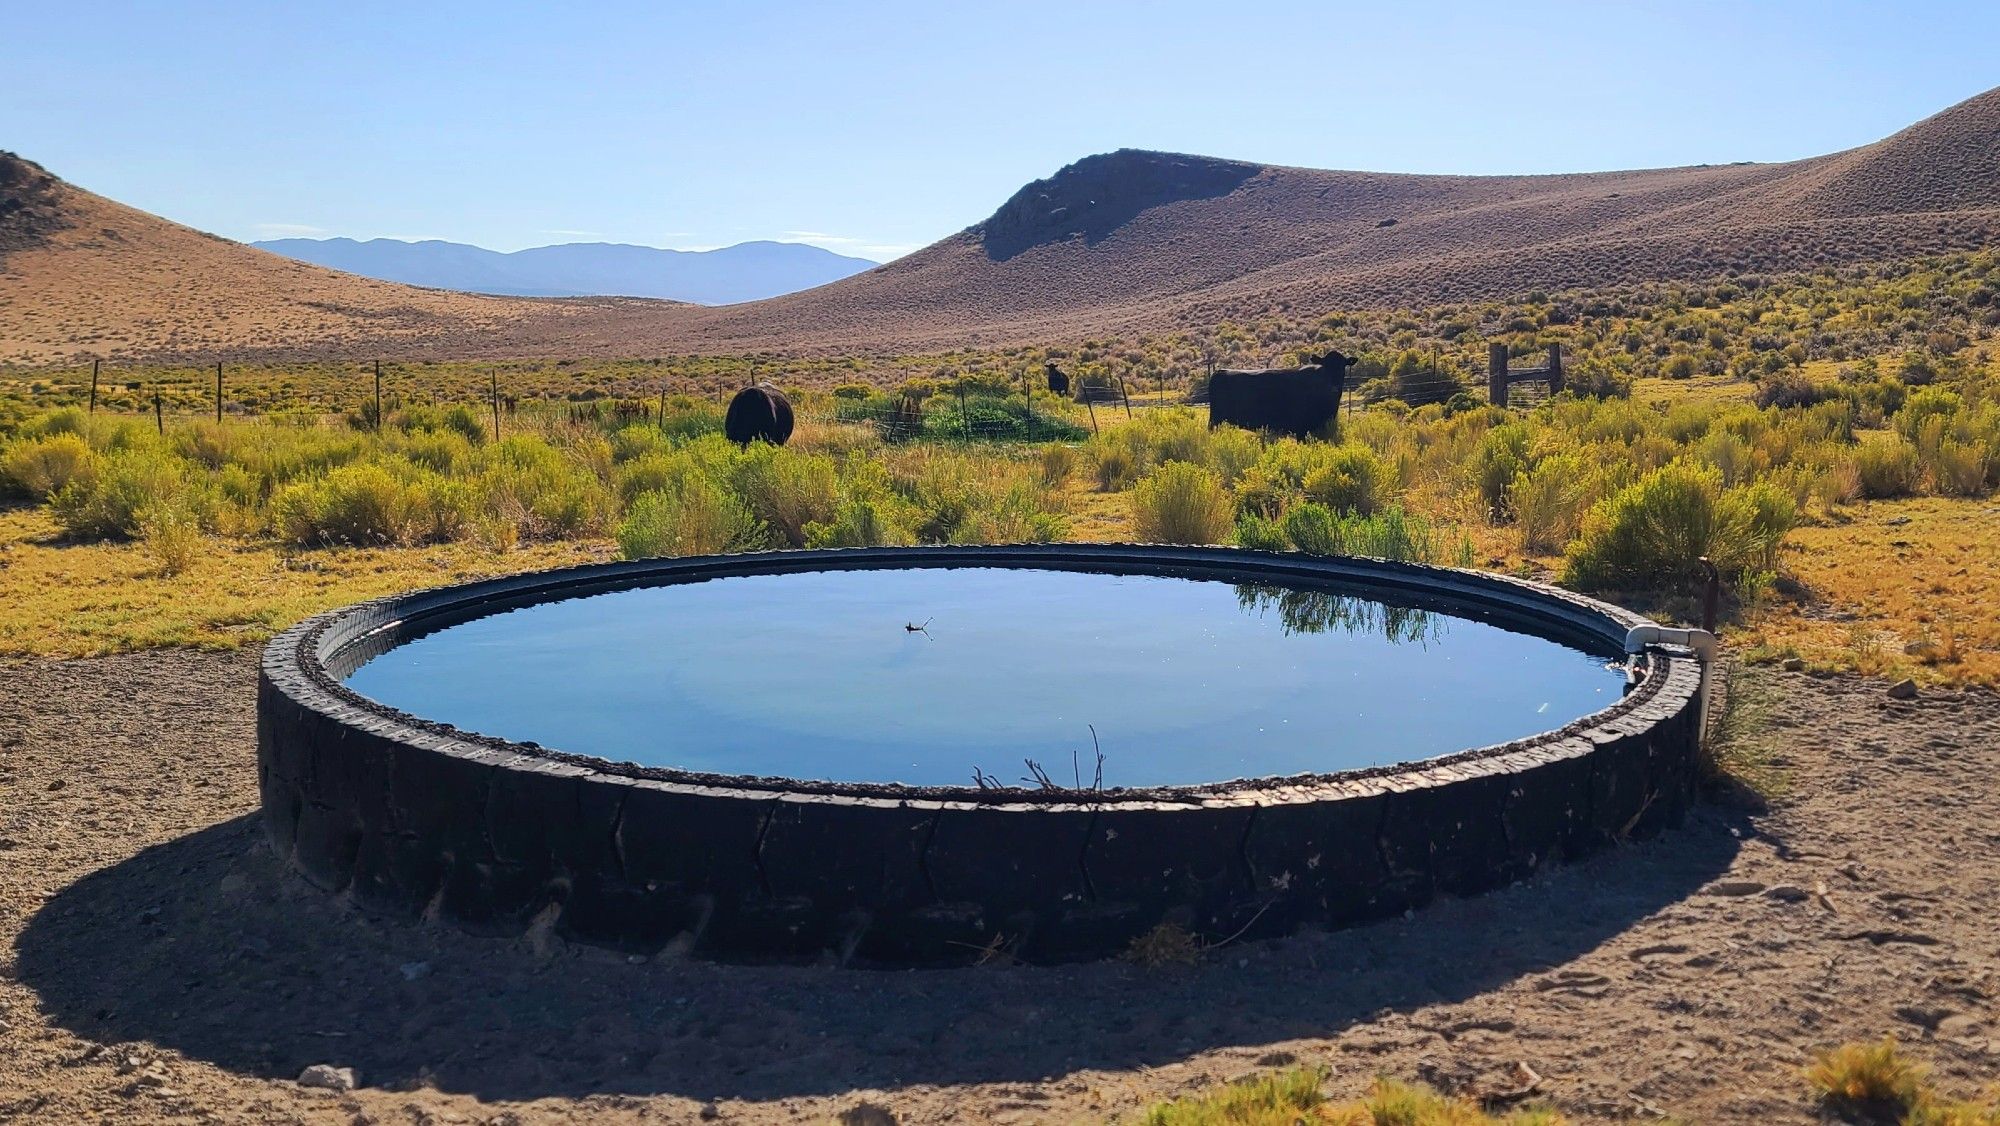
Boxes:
[1487,343,1564,407]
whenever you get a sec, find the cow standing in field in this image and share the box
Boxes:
[1207,350,1354,439]
[724,384,796,445]
[1044,363,1071,396]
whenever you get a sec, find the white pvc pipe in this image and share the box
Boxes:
[1626,624,1719,745]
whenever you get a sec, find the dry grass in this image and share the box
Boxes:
[1630,373,1756,409]
[1807,1038,1928,1121]
[1122,922,1205,968]
[1738,497,2000,685]
[1804,1037,2000,1125]
[1702,672,1791,799]
[0,505,605,657]
[1133,1069,1565,1126]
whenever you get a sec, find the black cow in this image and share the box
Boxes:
[724,384,796,446]
[1207,350,1353,439]
[1044,362,1071,396]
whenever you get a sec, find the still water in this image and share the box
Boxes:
[344,567,1623,787]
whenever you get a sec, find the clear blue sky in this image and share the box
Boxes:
[7,1,1997,261]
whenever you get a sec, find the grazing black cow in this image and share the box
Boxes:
[724,383,796,446]
[1044,362,1071,396]
[1207,350,1354,439]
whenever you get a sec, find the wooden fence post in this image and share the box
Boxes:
[1488,343,1510,408]
[215,361,224,422]
[373,359,383,430]
[958,378,969,438]
[89,359,100,414]
[1023,370,1033,436]
[490,370,501,441]
[1699,556,1720,632]
[1116,373,1133,418]
[1084,395,1099,435]
[657,383,668,432]
[154,389,164,434]
[1546,343,1564,395]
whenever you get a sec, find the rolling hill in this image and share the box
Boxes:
[252,237,877,304]
[4,84,1998,366]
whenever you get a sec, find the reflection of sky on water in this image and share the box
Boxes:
[348,568,1622,788]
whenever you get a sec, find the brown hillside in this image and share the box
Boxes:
[5,86,2000,365]
[0,153,664,366]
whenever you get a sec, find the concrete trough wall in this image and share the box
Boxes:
[258,544,1706,965]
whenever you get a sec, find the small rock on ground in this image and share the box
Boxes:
[296,1064,357,1092]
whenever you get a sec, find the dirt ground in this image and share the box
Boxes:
[3,652,1998,1125]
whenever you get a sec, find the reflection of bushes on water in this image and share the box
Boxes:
[1234,584,1444,645]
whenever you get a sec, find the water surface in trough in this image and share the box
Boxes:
[344,567,1624,787]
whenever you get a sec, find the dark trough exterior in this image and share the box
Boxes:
[258,545,1706,965]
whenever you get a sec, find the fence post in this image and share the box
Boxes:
[154,389,164,434]
[373,359,383,430]
[215,361,224,422]
[1084,395,1099,435]
[958,378,969,439]
[1546,343,1564,395]
[1488,343,1510,408]
[1116,373,1133,418]
[1023,370,1033,437]
[1699,556,1720,632]
[490,370,501,441]
[88,359,100,414]
[657,383,668,432]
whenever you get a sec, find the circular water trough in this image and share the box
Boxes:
[258,545,1706,965]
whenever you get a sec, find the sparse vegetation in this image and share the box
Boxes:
[1805,1037,2000,1125]
[1133,1068,1565,1126]
[1702,670,1790,798]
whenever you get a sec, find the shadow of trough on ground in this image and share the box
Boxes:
[15,810,1741,1104]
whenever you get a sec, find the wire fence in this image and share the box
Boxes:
[3,355,1561,441]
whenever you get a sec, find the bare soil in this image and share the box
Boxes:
[2,652,1998,1125]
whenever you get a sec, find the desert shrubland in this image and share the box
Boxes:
[4,251,1998,674]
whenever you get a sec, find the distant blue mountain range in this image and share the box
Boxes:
[251,237,877,305]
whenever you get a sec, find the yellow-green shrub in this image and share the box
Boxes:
[729,444,838,547]
[1093,441,1138,490]
[401,429,475,474]
[1563,462,1796,589]
[1510,452,1598,554]
[271,463,419,546]
[2,433,96,499]
[616,475,764,559]
[1130,462,1234,544]
[1302,444,1395,515]
[804,496,916,548]
[1279,502,1455,563]
[1207,424,1264,486]
[50,447,200,540]
[475,438,612,538]
[950,479,1068,544]
[1853,436,1920,498]
[1037,443,1078,487]
[139,499,204,576]
[1471,422,1530,518]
